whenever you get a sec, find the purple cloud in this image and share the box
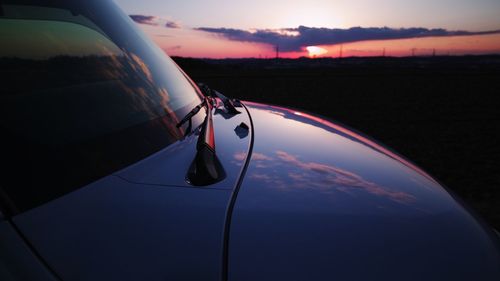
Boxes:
[165,21,181,29]
[196,26,500,52]
[129,14,159,26]
[130,15,181,29]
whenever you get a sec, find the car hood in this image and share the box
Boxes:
[228,101,500,281]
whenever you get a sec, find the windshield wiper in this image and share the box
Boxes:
[178,96,226,186]
[198,83,241,115]
[176,98,207,132]
[176,83,240,130]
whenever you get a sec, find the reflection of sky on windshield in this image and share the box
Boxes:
[0,10,192,143]
[0,19,122,59]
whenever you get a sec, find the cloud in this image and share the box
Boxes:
[129,15,181,29]
[165,21,181,29]
[129,14,159,26]
[196,26,500,52]
[168,45,182,51]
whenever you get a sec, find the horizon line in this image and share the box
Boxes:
[170,53,500,60]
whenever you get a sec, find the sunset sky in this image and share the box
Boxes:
[115,0,500,58]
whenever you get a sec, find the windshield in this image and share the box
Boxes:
[0,0,203,213]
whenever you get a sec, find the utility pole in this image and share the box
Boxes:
[382,48,386,57]
[275,44,279,59]
[432,48,436,57]
[411,48,416,57]
[339,45,343,59]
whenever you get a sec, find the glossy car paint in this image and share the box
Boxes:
[227,102,500,281]
[12,103,252,281]
[3,0,500,280]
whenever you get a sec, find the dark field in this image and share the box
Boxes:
[174,55,500,230]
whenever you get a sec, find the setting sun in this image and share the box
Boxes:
[306,46,328,58]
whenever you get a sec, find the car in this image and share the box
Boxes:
[0,0,499,280]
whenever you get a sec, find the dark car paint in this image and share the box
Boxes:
[227,102,500,281]
[10,102,253,281]
[10,100,500,281]
[0,221,58,281]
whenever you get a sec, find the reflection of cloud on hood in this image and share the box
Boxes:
[234,152,246,161]
[252,153,273,161]
[129,15,159,26]
[247,150,416,204]
[166,21,181,29]
[275,151,416,203]
[196,26,500,52]
[245,101,438,185]
[234,152,272,162]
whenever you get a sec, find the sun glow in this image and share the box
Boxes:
[306,46,328,58]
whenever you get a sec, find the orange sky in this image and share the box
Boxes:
[118,0,500,58]
[314,34,500,58]
[147,27,272,58]
[143,23,500,58]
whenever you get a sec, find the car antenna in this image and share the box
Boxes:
[186,96,226,185]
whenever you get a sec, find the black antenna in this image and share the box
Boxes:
[275,44,280,59]
[411,48,416,57]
